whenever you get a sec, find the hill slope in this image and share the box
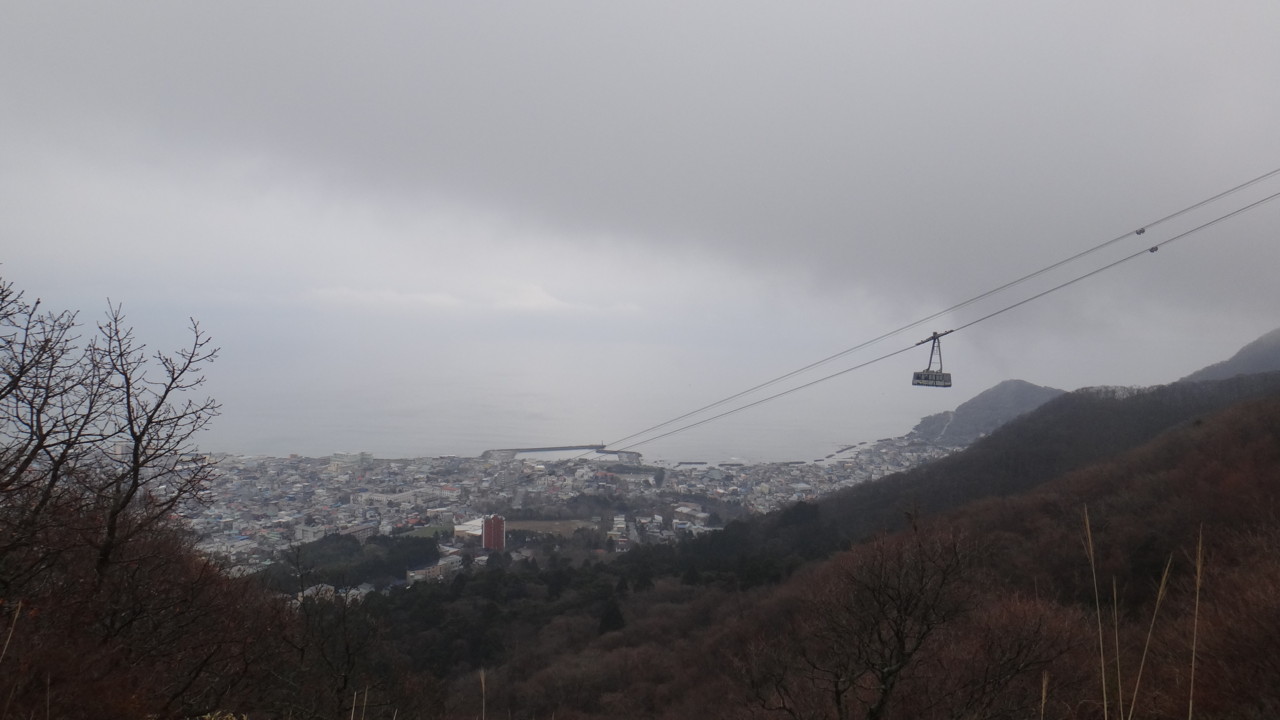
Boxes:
[819,371,1280,541]
[1181,325,1280,382]
[677,371,1280,584]
[453,376,1280,720]
[908,378,1064,447]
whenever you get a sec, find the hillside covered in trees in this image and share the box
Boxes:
[3,276,1280,720]
[423,378,1280,720]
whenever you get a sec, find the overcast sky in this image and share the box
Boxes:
[4,2,1280,462]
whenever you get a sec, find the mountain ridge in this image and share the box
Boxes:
[908,378,1065,447]
[1181,325,1280,382]
[900,324,1280,455]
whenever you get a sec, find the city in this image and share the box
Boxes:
[185,432,961,578]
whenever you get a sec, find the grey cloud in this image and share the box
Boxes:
[4,2,1280,460]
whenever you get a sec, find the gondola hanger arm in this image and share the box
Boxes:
[915,329,954,346]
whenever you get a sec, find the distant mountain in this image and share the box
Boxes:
[813,371,1280,545]
[903,325,1280,448]
[676,370,1280,591]
[908,379,1064,447]
[1182,326,1280,382]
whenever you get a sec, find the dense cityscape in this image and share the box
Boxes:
[187,434,959,576]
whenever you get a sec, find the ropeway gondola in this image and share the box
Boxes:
[912,331,953,387]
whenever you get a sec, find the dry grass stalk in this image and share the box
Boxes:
[1187,527,1203,720]
[1125,555,1172,720]
[1040,671,1049,720]
[0,601,21,720]
[0,601,19,669]
[1083,506,1109,719]
[1113,578,1124,720]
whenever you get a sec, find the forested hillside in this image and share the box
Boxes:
[435,385,1280,719]
[665,372,1280,586]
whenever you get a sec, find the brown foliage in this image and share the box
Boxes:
[717,527,1082,720]
[0,522,281,719]
[0,278,282,719]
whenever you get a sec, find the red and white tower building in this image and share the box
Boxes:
[482,514,506,551]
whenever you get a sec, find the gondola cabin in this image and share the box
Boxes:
[912,370,952,387]
[912,331,953,388]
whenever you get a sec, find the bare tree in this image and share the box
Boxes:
[730,527,976,720]
[806,528,976,720]
[0,280,93,585]
[1,279,218,592]
[728,525,1082,720]
[0,277,252,719]
[81,302,219,580]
